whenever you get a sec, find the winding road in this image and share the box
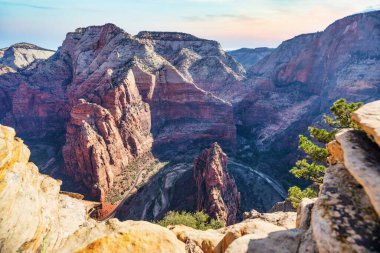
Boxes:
[94,159,288,222]
[229,159,288,199]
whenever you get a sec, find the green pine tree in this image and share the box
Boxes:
[288,98,362,208]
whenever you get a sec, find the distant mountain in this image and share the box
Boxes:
[0,42,54,69]
[228,47,274,70]
[0,11,379,218]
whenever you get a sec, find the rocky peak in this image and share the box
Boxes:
[0,42,55,69]
[136,30,246,100]
[194,143,240,225]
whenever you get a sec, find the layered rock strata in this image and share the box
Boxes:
[194,143,240,225]
[0,23,236,201]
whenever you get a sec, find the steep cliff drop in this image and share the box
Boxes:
[194,143,240,225]
[0,100,379,252]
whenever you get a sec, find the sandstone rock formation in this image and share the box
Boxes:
[0,124,95,252]
[0,124,186,252]
[0,23,236,202]
[58,219,186,253]
[227,47,274,70]
[352,100,380,147]
[0,11,379,214]
[169,211,297,253]
[136,31,246,101]
[2,99,380,253]
[194,143,240,225]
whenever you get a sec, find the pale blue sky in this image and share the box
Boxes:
[1,0,379,50]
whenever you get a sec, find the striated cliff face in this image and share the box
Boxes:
[194,143,240,225]
[1,100,379,252]
[0,11,379,211]
[136,31,246,101]
[0,24,236,201]
[235,10,380,187]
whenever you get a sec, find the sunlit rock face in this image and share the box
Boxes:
[0,125,93,253]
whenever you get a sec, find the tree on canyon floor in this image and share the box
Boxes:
[157,211,225,230]
[288,98,363,208]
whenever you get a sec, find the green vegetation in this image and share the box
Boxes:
[156,211,225,230]
[288,98,362,208]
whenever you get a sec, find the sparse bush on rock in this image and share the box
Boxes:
[157,211,225,230]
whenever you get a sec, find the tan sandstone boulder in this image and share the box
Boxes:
[57,219,186,253]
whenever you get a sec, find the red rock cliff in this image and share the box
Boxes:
[194,143,240,225]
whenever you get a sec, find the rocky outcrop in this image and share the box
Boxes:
[352,100,380,147]
[227,47,274,70]
[305,103,380,252]
[0,125,187,252]
[58,219,186,253]
[269,200,295,213]
[169,211,296,253]
[194,143,240,225]
[0,124,94,252]
[0,43,54,69]
[62,69,153,201]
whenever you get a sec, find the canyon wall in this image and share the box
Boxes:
[0,101,379,253]
[234,10,380,187]
[0,24,236,201]
[0,11,379,210]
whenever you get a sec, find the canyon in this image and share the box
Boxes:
[1,99,379,252]
[0,10,379,223]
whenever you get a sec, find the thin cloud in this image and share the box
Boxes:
[0,1,60,10]
[0,1,103,12]
[183,13,257,21]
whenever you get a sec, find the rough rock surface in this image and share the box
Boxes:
[312,163,380,252]
[227,47,274,70]
[194,143,240,225]
[335,129,380,216]
[0,124,93,253]
[352,100,380,147]
[57,219,186,253]
[0,43,54,69]
[168,211,296,253]
[269,200,295,213]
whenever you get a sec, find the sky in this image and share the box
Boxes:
[0,0,379,50]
